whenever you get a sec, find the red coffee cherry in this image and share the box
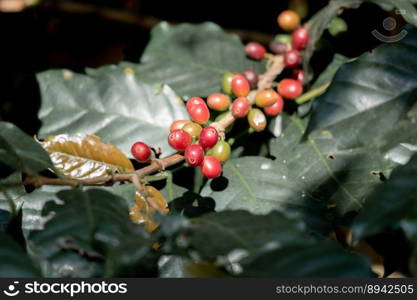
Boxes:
[168,129,192,151]
[187,97,210,125]
[170,120,190,132]
[131,142,152,162]
[207,93,231,111]
[277,10,300,32]
[264,96,284,116]
[292,69,305,84]
[292,27,310,50]
[255,89,280,108]
[278,79,303,99]
[231,97,251,118]
[245,42,266,60]
[200,156,222,179]
[232,74,250,97]
[284,49,302,69]
[199,126,219,150]
[185,144,204,167]
[243,69,259,89]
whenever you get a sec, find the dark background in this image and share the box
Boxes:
[0,0,394,134]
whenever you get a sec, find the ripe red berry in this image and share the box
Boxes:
[199,126,219,150]
[255,89,280,108]
[292,69,305,84]
[231,97,251,118]
[245,42,266,60]
[186,97,210,125]
[277,10,300,32]
[200,156,222,179]
[292,27,310,50]
[170,120,190,132]
[264,96,284,117]
[168,129,191,151]
[278,79,303,99]
[131,142,152,162]
[207,93,231,111]
[232,74,251,97]
[185,144,204,167]
[243,69,258,89]
[284,49,302,69]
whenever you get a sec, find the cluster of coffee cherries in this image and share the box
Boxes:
[244,9,309,98]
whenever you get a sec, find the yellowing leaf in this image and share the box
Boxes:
[129,186,169,232]
[40,134,134,179]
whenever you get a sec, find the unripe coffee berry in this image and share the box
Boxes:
[255,89,280,108]
[131,142,152,162]
[185,144,204,167]
[278,79,303,99]
[182,122,202,138]
[284,49,302,69]
[292,27,310,50]
[187,97,210,125]
[264,96,284,117]
[221,72,235,95]
[231,97,251,118]
[277,10,300,32]
[232,74,250,97]
[170,120,190,132]
[200,156,222,179]
[245,42,266,60]
[243,69,258,89]
[199,126,219,150]
[247,108,267,132]
[269,41,289,55]
[210,141,231,163]
[168,129,192,151]
[207,93,231,111]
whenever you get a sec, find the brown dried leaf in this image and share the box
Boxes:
[130,186,169,232]
[40,134,134,179]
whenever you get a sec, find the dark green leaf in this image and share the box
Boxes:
[0,232,40,277]
[303,0,417,81]
[37,69,189,157]
[352,154,417,240]
[0,122,53,175]
[27,189,153,277]
[0,173,26,213]
[240,241,372,277]
[128,22,265,98]
[201,156,331,233]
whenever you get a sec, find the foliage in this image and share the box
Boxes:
[1,0,417,278]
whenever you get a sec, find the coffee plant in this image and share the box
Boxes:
[1,0,417,278]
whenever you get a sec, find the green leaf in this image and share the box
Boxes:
[183,211,372,277]
[127,22,265,98]
[27,189,153,277]
[270,116,392,215]
[0,121,53,175]
[352,154,417,241]
[0,232,40,277]
[303,0,417,81]
[240,241,372,277]
[0,173,26,214]
[189,211,309,260]
[307,28,417,137]
[201,156,331,234]
[311,54,353,89]
[37,68,189,157]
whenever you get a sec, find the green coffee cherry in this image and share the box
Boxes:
[329,17,348,37]
[221,72,235,95]
[210,141,231,163]
[274,34,292,45]
[247,108,267,132]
